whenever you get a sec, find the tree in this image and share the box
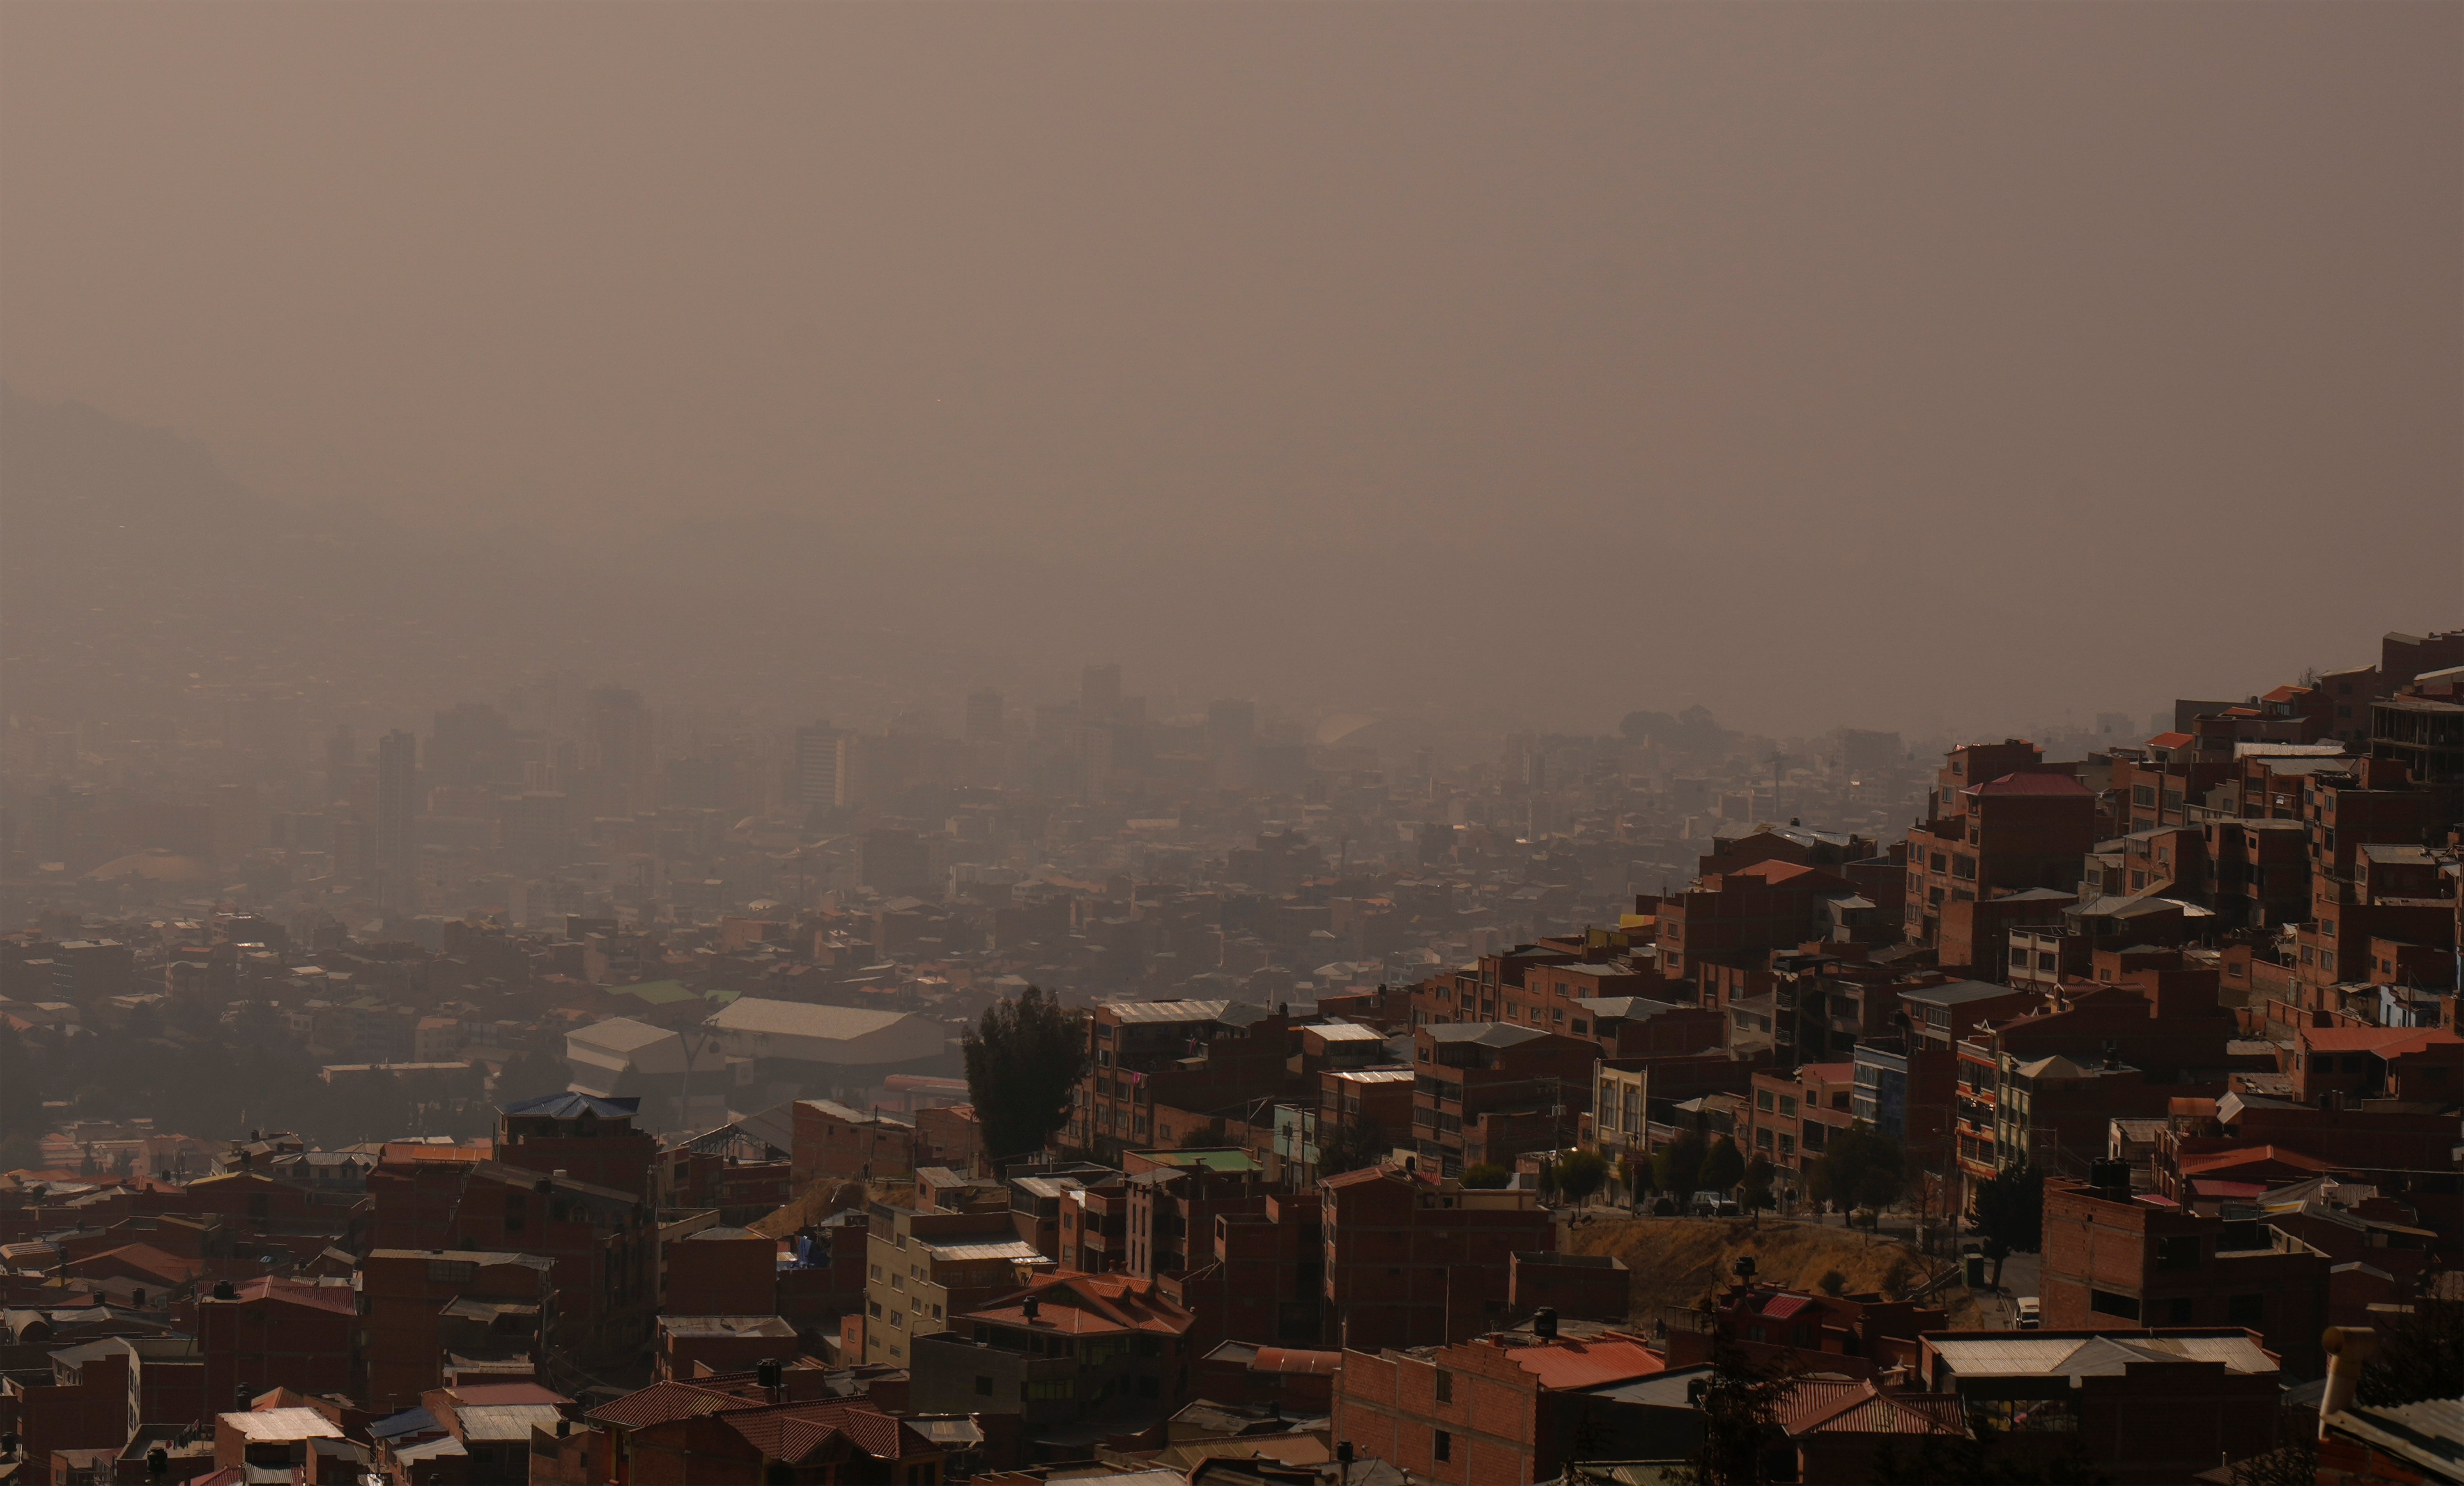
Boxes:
[1460,1162,1512,1189]
[1973,1159,2044,1289]
[1315,1119,1388,1178]
[1809,1123,1904,1216]
[1739,1155,1776,1217]
[1701,1136,1745,1197]
[1854,1131,1905,1212]
[1674,1336,1792,1486]
[2358,1290,2464,1407]
[1654,1129,1707,1197]
[962,986,1090,1164]
[1557,1149,1608,1204]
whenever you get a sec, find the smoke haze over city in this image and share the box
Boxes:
[1,12,2462,1477]
[4,3,2457,741]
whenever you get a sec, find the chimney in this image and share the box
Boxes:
[2318,1326,2378,1438]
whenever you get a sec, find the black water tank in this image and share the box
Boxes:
[1532,1307,1558,1340]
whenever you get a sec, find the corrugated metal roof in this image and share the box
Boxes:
[453,1403,566,1442]
[1099,998,1233,1024]
[219,1408,342,1441]
[925,1240,1050,1263]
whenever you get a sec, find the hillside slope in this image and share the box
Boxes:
[1563,1215,1988,1329]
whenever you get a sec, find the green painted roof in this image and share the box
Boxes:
[1141,1148,1260,1173]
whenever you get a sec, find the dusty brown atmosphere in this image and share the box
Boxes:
[3,3,2458,738]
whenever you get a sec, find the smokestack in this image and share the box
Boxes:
[2318,1327,2378,1439]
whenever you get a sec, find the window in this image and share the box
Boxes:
[2089,1290,2141,1320]
[1434,1431,1453,1462]
[1779,1096,1797,1118]
[1435,1369,1453,1403]
[1756,1090,1774,1112]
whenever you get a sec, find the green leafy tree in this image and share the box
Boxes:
[1316,1119,1389,1177]
[1701,1135,1746,1196]
[1973,1158,2044,1288]
[1809,1122,1904,1215]
[1739,1154,1776,1215]
[1460,1162,1512,1189]
[1654,1129,1707,1197]
[962,986,1091,1164]
[1557,1149,1608,1203]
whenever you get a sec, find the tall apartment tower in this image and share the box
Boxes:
[585,686,650,781]
[792,724,841,808]
[1207,699,1256,755]
[374,729,419,911]
[964,691,1004,745]
[1081,664,1122,725]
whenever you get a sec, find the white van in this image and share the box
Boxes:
[2014,1296,2041,1330]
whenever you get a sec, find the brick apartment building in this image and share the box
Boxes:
[493,1092,659,1199]
[906,1271,1198,1426]
[1071,999,1299,1162]
[364,1155,657,1380]
[1334,1319,1682,1486]
[199,1277,356,1421]
[1319,1163,1552,1351]
[1411,1023,1596,1177]
[359,1248,555,1411]
[660,1224,776,1316]
[1903,741,2098,951]
[2039,1173,2331,1376]
[1657,863,1858,1008]
[789,1099,916,1187]
[1740,1062,1854,1200]
[1917,1328,2287,1481]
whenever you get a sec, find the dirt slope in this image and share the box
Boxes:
[1562,1215,1987,1328]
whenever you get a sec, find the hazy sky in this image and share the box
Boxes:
[3,3,2457,737]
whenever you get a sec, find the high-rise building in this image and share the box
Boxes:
[964,691,1004,744]
[374,729,419,910]
[428,702,517,787]
[585,686,650,782]
[1207,699,1256,755]
[501,791,570,873]
[1081,664,1122,724]
[792,724,841,808]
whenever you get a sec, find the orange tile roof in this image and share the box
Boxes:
[1503,1337,1664,1391]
